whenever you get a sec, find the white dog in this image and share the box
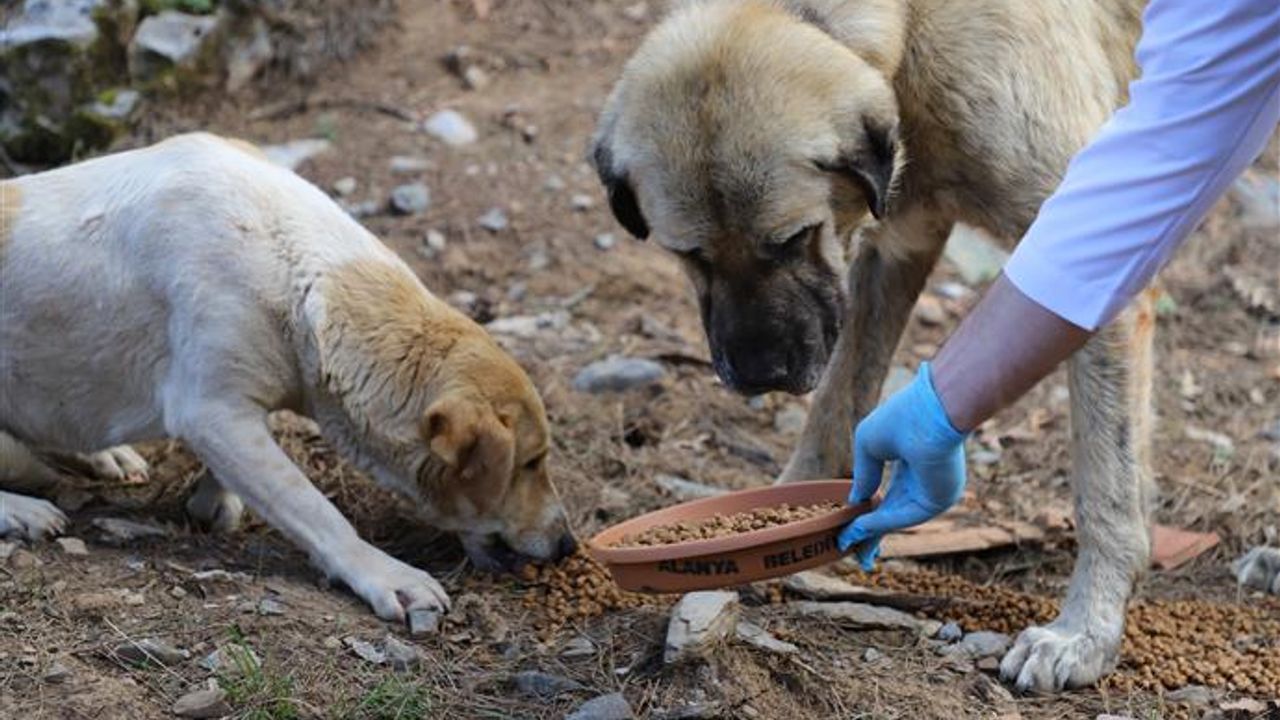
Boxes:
[0,133,575,619]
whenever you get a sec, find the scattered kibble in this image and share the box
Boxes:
[616,502,844,547]
[521,548,653,635]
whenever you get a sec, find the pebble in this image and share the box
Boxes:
[594,233,617,251]
[462,65,489,90]
[573,356,666,393]
[654,474,727,501]
[173,684,230,719]
[383,635,421,672]
[389,155,431,175]
[544,174,566,192]
[43,661,71,684]
[914,295,947,326]
[114,637,188,666]
[390,183,431,215]
[665,591,740,664]
[422,109,478,146]
[560,635,596,658]
[260,139,332,172]
[198,644,259,674]
[570,193,595,211]
[773,404,807,435]
[735,621,798,655]
[485,311,570,338]
[861,647,883,663]
[408,608,441,637]
[1184,425,1235,455]
[424,229,447,253]
[332,176,357,196]
[938,631,1011,660]
[513,670,584,698]
[343,200,381,219]
[477,207,509,232]
[566,692,634,720]
[343,637,385,665]
[128,11,217,79]
[256,598,285,616]
[936,621,963,642]
[54,536,87,555]
[976,656,1001,673]
[91,517,170,544]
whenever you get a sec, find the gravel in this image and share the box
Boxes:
[390,183,431,215]
[572,356,665,393]
[423,109,478,146]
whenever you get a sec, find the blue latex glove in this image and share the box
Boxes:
[838,362,968,570]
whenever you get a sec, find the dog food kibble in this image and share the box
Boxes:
[521,548,654,635]
[615,502,844,547]
[836,565,1280,696]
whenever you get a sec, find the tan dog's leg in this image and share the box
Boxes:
[779,211,951,482]
[176,404,450,619]
[1001,293,1156,692]
[0,430,67,539]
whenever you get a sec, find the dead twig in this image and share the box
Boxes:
[249,96,417,123]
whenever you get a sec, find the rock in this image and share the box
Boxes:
[343,637,385,665]
[198,644,259,674]
[477,207,509,232]
[1233,546,1280,594]
[408,609,441,637]
[879,365,913,403]
[664,591,740,664]
[382,635,421,672]
[655,474,727,501]
[1,0,105,50]
[914,295,947,326]
[936,621,963,643]
[390,183,431,215]
[113,637,188,666]
[783,571,868,600]
[566,692,634,720]
[1231,170,1279,230]
[943,225,1009,285]
[173,685,230,719]
[55,537,88,555]
[513,670,584,698]
[560,635,596,658]
[9,548,41,569]
[939,631,1011,660]
[485,311,569,338]
[1184,425,1234,456]
[1166,684,1221,706]
[462,65,489,90]
[389,155,431,175]
[256,598,285,616]
[544,174,566,192]
[332,177,358,196]
[261,139,332,172]
[342,200,381,219]
[423,109,478,146]
[788,601,940,636]
[773,404,807,435]
[225,16,272,93]
[594,233,617,251]
[527,249,551,271]
[43,660,71,684]
[570,194,595,211]
[128,11,218,80]
[92,517,170,544]
[735,621,798,654]
[861,647,883,663]
[573,356,666,394]
[976,656,1001,673]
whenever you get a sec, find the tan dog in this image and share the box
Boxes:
[592,0,1163,692]
[0,133,575,620]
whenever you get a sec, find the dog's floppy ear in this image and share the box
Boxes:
[590,132,650,240]
[423,396,515,484]
[824,120,900,220]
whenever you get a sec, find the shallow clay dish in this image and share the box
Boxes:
[587,480,872,593]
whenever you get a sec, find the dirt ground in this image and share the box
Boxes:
[2,1,1278,718]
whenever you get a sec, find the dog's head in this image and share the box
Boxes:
[591,1,902,394]
[314,260,575,573]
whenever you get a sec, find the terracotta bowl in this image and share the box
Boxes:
[587,480,872,594]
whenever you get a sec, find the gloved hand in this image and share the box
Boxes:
[838,362,968,570]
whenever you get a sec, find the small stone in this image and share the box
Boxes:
[1184,425,1234,456]
[861,647,883,663]
[422,109,478,146]
[128,11,218,80]
[976,656,1000,673]
[560,635,596,658]
[544,174,566,192]
[423,229,447,253]
[936,621,963,642]
[478,207,509,232]
[9,549,42,569]
[943,225,1010,285]
[570,194,595,211]
[914,295,947,326]
[170,586,187,599]
[0,0,104,50]
[594,233,617,251]
[256,598,285,616]
[654,474,726,501]
[573,356,666,394]
[260,139,332,172]
[389,155,431,175]
[114,638,188,666]
[527,249,550,271]
[773,404,807,435]
[55,537,88,556]
[513,670,584,698]
[879,365,914,403]
[462,65,489,90]
[92,517,170,544]
[1166,684,1220,706]
[322,636,341,650]
[665,591,740,664]
[173,684,230,719]
[485,311,569,338]
[390,183,431,215]
[408,609,441,637]
[332,177,358,196]
[43,661,71,684]
[198,644,259,674]
[735,621,798,654]
[939,631,1011,660]
[783,571,872,600]
[343,637,385,665]
[382,635,421,672]
[566,692,634,720]
[343,200,381,219]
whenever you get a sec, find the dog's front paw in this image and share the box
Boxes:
[0,491,68,541]
[186,475,245,533]
[81,445,149,484]
[344,549,451,622]
[999,623,1118,693]
[1234,546,1280,594]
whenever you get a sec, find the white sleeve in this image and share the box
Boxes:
[1003,0,1280,331]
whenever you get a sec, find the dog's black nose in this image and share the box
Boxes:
[555,532,578,560]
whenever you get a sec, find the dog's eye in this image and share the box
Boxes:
[678,247,711,270]
[523,455,544,472]
[774,223,819,257]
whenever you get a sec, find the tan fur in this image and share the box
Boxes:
[0,181,20,256]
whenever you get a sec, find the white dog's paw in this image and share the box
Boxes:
[0,490,68,541]
[343,549,451,622]
[999,623,1118,693]
[1234,546,1280,595]
[81,445,149,484]
[185,475,245,533]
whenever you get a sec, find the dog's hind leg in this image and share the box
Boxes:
[186,471,245,533]
[778,210,951,483]
[0,430,68,540]
[1001,292,1156,692]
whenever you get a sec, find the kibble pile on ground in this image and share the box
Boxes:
[521,548,655,634]
[839,566,1280,696]
[616,501,845,547]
